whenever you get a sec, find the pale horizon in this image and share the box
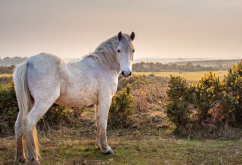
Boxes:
[0,0,242,59]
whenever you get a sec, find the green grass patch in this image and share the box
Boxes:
[1,128,242,164]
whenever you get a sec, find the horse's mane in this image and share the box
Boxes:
[84,34,132,70]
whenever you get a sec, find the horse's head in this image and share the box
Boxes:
[117,31,135,77]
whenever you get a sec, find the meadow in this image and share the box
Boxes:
[0,71,229,81]
[1,70,242,164]
[133,71,228,82]
[1,109,242,164]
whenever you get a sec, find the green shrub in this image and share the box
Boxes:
[165,60,242,133]
[108,85,135,128]
[0,81,77,136]
[194,71,224,123]
[0,82,18,135]
[166,75,194,129]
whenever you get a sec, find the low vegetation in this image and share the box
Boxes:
[1,61,242,164]
[0,81,79,136]
[166,60,242,136]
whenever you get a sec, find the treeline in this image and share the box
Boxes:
[0,65,15,74]
[133,61,231,72]
[0,57,27,66]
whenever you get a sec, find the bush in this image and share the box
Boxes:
[0,81,79,136]
[0,82,18,135]
[108,85,135,128]
[165,60,242,134]
[166,75,194,129]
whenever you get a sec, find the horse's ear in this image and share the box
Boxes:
[118,31,122,41]
[130,32,135,41]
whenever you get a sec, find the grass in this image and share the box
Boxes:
[1,127,242,164]
[1,108,242,164]
[133,71,228,81]
[0,70,240,164]
[0,74,12,77]
[0,71,229,81]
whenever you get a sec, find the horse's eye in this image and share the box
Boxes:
[118,49,120,53]
[133,50,135,53]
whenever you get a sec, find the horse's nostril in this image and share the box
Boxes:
[129,72,132,76]
[122,71,125,76]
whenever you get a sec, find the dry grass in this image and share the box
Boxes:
[133,71,227,82]
[0,74,12,77]
[1,127,242,164]
[1,108,242,164]
[1,71,242,164]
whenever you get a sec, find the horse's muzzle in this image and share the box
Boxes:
[122,71,132,77]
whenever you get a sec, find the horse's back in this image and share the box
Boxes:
[26,53,63,99]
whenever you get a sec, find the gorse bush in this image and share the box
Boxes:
[108,85,135,128]
[166,76,194,129]
[166,60,242,133]
[0,82,18,135]
[0,81,78,136]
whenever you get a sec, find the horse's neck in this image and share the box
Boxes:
[78,57,120,78]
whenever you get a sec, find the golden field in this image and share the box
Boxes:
[133,71,228,81]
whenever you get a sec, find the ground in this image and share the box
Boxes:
[1,71,242,164]
[1,108,242,164]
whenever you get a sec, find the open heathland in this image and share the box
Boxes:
[1,109,242,164]
[1,68,242,164]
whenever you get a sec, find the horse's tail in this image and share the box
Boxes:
[13,61,40,157]
[13,61,32,130]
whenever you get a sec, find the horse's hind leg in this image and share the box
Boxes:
[15,113,27,163]
[25,90,60,163]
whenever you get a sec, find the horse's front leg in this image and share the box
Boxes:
[96,97,114,154]
[95,104,100,149]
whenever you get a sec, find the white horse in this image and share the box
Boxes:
[13,31,135,163]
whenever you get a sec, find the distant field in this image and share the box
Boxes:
[0,71,229,81]
[133,71,228,81]
[0,74,12,77]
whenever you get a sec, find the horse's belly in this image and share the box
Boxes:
[56,92,97,107]
[55,85,98,107]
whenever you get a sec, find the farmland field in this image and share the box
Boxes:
[133,71,228,81]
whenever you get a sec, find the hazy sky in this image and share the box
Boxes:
[0,0,242,59]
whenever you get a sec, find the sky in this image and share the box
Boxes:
[0,0,242,59]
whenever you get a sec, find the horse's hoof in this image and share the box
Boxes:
[30,160,40,165]
[15,155,27,163]
[105,150,114,154]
